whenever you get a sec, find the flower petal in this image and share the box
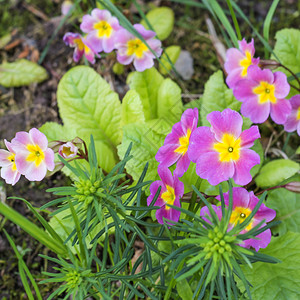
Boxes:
[273,71,290,99]
[270,99,292,125]
[241,99,270,123]
[240,126,260,148]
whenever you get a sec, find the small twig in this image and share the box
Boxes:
[255,185,285,196]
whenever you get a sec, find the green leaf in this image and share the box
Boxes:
[141,7,174,41]
[237,232,300,300]
[159,45,181,75]
[39,122,76,142]
[272,28,300,98]
[121,90,145,126]
[200,71,251,128]
[157,78,183,124]
[267,186,300,235]
[176,278,194,300]
[117,123,165,182]
[57,66,122,172]
[0,59,48,87]
[255,159,300,188]
[127,67,164,120]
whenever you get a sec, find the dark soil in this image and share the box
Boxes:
[0,0,299,298]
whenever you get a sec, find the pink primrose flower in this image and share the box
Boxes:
[10,128,55,181]
[224,38,260,89]
[63,32,97,64]
[80,9,121,53]
[147,167,184,225]
[233,65,291,124]
[188,109,260,186]
[58,142,78,159]
[213,187,275,251]
[61,0,73,16]
[156,108,199,177]
[0,140,21,185]
[283,94,300,136]
[115,24,162,72]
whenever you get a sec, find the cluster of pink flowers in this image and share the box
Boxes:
[225,38,299,136]
[0,128,55,185]
[63,9,162,72]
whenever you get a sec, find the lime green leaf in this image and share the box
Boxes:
[255,159,300,188]
[117,123,165,182]
[296,146,300,155]
[267,184,300,235]
[272,28,300,98]
[141,7,174,41]
[121,90,145,126]
[159,45,181,75]
[146,118,172,136]
[0,59,48,87]
[157,78,183,124]
[39,122,76,142]
[250,140,264,177]
[200,71,251,128]
[176,279,193,300]
[57,66,122,172]
[127,67,164,120]
[238,232,300,300]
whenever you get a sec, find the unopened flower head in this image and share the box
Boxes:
[10,128,55,181]
[61,0,73,16]
[224,38,260,89]
[147,167,184,225]
[80,9,121,53]
[156,108,198,177]
[233,65,291,124]
[188,109,260,186]
[115,24,162,72]
[0,140,21,185]
[63,32,97,63]
[283,94,300,136]
[59,142,78,159]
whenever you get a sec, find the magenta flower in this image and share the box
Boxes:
[115,24,162,72]
[188,109,260,186]
[58,142,78,159]
[10,128,55,181]
[156,108,199,177]
[63,32,97,63]
[0,140,21,185]
[224,38,260,89]
[284,94,300,136]
[80,9,121,53]
[216,187,276,251]
[233,65,291,124]
[147,167,184,225]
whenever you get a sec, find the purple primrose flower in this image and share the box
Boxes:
[283,94,300,136]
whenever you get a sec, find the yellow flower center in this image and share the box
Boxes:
[8,153,17,171]
[297,107,300,120]
[239,51,252,77]
[253,81,276,104]
[94,21,113,38]
[213,134,241,162]
[161,185,176,210]
[230,206,253,230]
[26,144,45,167]
[62,146,74,157]
[126,38,148,58]
[73,38,84,51]
[174,129,192,155]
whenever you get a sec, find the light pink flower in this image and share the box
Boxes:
[61,0,73,16]
[10,128,55,181]
[188,109,260,186]
[63,32,97,63]
[284,94,300,136]
[147,167,184,225]
[80,9,121,53]
[156,108,199,177]
[233,65,291,124]
[115,24,162,72]
[0,140,21,185]
[224,38,260,89]
[58,142,78,159]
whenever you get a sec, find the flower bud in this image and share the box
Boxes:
[48,140,63,153]
[58,142,78,159]
[71,137,84,149]
[285,181,300,193]
[61,0,73,16]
